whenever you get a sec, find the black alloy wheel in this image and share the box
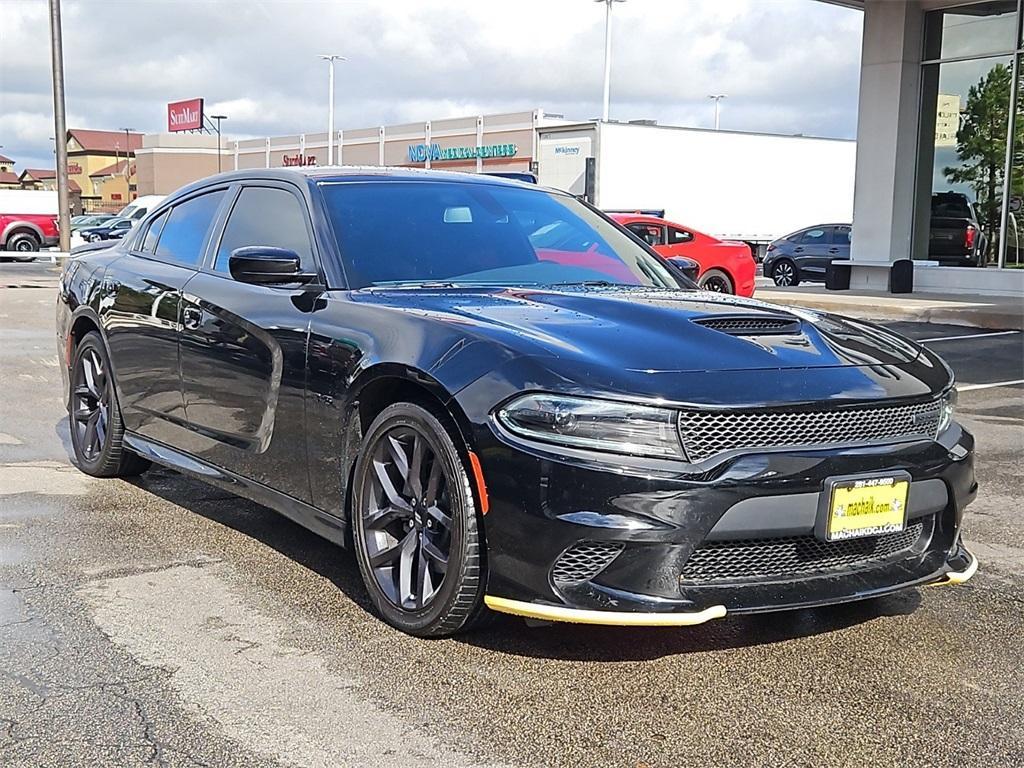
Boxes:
[71,344,110,463]
[69,332,150,478]
[699,268,734,294]
[772,259,799,287]
[352,402,486,637]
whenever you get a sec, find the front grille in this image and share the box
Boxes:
[678,399,942,462]
[693,315,801,335]
[680,521,926,584]
[551,541,624,587]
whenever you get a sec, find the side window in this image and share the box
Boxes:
[154,191,226,268]
[140,210,168,254]
[799,228,829,245]
[626,222,663,246]
[668,226,693,244]
[833,226,852,246]
[215,187,315,274]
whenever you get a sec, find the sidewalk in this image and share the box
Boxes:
[756,283,1024,330]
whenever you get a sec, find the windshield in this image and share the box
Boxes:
[320,180,681,290]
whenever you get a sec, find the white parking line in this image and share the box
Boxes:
[918,330,1021,343]
[958,380,1024,392]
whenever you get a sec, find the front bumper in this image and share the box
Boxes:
[475,421,978,625]
[484,547,978,625]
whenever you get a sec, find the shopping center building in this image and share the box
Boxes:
[827,0,1024,294]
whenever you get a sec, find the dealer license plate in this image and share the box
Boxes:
[823,475,909,542]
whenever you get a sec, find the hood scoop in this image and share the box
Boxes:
[692,313,802,336]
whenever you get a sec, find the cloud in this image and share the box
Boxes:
[0,0,862,171]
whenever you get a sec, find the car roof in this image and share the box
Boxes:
[188,165,543,189]
[155,166,557,214]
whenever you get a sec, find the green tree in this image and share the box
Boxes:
[944,63,1019,247]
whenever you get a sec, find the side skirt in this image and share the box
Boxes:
[124,432,349,548]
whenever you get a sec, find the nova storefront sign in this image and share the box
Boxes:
[407,143,518,163]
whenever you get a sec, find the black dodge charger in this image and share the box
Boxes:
[57,168,978,636]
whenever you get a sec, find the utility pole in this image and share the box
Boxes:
[47,0,71,251]
[708,94,727,130]
[319,55,346,165]
[595,0,625,122]
[210,114,227,173]
[121,127,134,200]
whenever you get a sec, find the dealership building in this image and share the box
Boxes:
[824,0,1024,294]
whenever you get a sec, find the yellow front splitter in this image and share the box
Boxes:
[484,595,727,627]
[928,550,979,587]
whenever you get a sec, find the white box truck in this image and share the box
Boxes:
[537,121,856,259]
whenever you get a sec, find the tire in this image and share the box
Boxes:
[6,231,40,256]
[69,331,150,478]
[351,402,486,637]
[698,268,734,294]
[771,259,800,287]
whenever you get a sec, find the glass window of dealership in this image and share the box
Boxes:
[917,1,1024,268]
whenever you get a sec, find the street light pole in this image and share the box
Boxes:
[210,114,227,173]
[47,0,71,251]
[121,127,134,196]
[595,0,625,122]
[319,54,346,165]
[708,94,727,130]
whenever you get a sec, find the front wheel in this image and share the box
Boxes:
[351,402,486,637]
[699,268,734,294]
[69,331,150,478]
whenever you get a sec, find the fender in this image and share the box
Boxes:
[1,219,45,246]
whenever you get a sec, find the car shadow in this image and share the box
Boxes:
[123,465,923,663]
[124,466,379,620]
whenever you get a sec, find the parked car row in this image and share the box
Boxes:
[763,191,986,287]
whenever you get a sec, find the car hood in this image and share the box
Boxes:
[355,286,924,373]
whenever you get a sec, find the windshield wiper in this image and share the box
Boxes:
[551,280,624,287]
[366,280,460,289]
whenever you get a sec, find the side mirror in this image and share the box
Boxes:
[666,255,700,283]
[229,246,317,286]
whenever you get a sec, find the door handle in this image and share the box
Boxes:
[794,247,804,253]
[182,306,203,331]
[828,247,840,254]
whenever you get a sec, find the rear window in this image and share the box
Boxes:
[154,191,225,268]
[799,228,829,245]
[320,181,680,289]
[932,195,972,219]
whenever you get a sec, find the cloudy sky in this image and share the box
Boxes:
[1,0,863,171]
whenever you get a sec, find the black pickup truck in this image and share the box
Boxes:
[929,192,988,266]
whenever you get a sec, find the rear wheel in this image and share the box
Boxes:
[69,332,150,478]
[6,231,40,261]
[352,402,486,637]
[772,259,800,287]
[699,268,734,294]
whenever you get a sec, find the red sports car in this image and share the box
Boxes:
[610,214,756,297]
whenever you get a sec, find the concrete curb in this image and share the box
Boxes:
[756,289,1024,331]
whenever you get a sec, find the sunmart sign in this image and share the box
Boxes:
[407,143,518,163]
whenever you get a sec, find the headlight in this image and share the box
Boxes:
[496,394,686,459]
[937,387,957,434]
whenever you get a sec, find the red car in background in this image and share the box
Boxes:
[610,214,756,297]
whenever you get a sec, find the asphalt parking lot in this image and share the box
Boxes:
[2,261,1023,768]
